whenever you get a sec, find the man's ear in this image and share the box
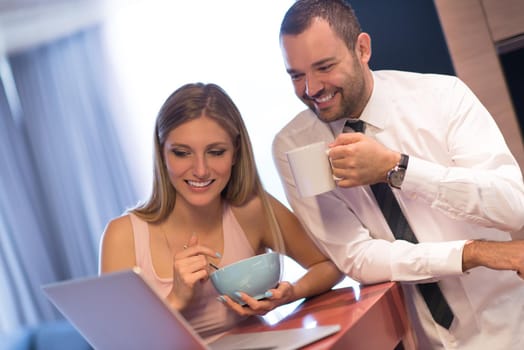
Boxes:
[355,32,372,64]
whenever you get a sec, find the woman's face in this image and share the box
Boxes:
[163,115,235,208]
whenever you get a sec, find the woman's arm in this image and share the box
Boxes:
[98,215,137,274]
[268,194,344,300]
[225,194,343,315]
[221,194,343,316]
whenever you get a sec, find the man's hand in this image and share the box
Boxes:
[328,132,399,187]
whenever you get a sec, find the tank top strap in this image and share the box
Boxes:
[128,213,154,273]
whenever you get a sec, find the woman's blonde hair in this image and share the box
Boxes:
[131,83,284,252]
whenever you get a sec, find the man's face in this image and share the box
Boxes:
[281,18,370,122]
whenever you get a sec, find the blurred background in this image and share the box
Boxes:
[0,0,315,339]
[1,0,522,345]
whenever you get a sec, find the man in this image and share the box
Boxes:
[272,0,524,349]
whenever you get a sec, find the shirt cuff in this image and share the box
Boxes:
[402,155,446,203]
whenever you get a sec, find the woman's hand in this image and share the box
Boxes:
[218,281,296,316]
[167,235,220,310]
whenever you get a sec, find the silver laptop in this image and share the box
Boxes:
[42,268,340,350]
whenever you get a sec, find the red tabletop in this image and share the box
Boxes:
[228,282,409,349]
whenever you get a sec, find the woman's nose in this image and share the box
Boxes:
[192,155,209,178]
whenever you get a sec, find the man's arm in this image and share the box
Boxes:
[463,240,524,278]
[331,77,524,232]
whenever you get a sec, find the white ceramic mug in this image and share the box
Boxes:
[286,141,336,198]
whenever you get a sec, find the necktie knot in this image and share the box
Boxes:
[344,119,365,133]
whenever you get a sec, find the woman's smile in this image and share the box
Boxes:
[186,179,215,189]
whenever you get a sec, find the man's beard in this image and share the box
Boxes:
[305,84,364,123]
[301,55,367,123]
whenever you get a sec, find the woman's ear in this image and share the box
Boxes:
[355,32,372,64]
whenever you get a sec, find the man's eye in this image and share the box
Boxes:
[318,64,333,72]
[172,149,190,157]
[289,72,304,81]
[209,149,226,156]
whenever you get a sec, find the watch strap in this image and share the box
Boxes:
[398,153,409,169]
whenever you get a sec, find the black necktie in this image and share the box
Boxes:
[344,120,455,329]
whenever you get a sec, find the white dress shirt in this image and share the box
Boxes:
[272,70,524,349]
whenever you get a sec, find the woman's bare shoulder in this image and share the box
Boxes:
[99,214,137,273]
[101,214,134,246]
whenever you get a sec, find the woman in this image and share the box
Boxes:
[99,83,342,340]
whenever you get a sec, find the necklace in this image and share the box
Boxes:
[162,229,194,256]
[162,229,175,257]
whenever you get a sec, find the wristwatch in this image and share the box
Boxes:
[387,153,409,189]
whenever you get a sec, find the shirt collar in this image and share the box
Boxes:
[329,118,348,136]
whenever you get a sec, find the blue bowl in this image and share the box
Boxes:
[210,252,281,305]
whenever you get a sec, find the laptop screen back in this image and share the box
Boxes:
[42,268,340,350]
[42,268,208,350]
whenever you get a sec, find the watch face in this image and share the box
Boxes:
[389,168,406,188]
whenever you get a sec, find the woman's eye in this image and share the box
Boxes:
[208,149,226,156]
[172,149,190,157]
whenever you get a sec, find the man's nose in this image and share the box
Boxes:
[305,74,323,98]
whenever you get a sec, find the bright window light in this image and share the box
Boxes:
[102,0,303,203]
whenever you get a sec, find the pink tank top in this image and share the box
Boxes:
[129,203,255,339]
